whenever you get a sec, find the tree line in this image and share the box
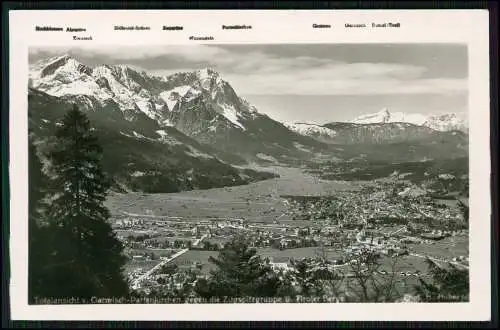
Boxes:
[148,235,469,303]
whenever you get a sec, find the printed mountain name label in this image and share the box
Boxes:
[163,26,183,30]
[35,26,63,31]
[222,25,252,29]
[345,23,367,28]
[66,27,86,32]
[73,35,92,40]
[114,26,151,30]
[313,24,331,28]
[372,22,401,28]
[189,36,214,40]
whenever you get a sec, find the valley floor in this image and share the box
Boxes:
[106,165,357,223]
[105,164,469,301]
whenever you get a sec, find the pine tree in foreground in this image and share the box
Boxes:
[194,236,284,299]
[414,258,469,302]
[41,105,128,299]
[28,134,50,302]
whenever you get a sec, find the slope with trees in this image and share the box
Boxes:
[29,106,129,301]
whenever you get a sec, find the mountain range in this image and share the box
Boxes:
[28,54,469,192]
[285,108,468,146]
[29,55,327,160]
[349,108,468,132]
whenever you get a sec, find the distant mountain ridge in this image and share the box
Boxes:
[350,108,468,133]
[286,107,468,149]
[284,122,338,143]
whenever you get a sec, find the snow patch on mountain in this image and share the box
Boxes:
[160,119,175,127]
[197,67,222,90]
[424,113,468,132]
[293,142,312,153]
[286,122,337,138]
[352,108,428,126]
[119,131,135,138]
[159,85,192,110]
[135,99,155,119]
[132,131,148,139]
[256,153,278,163]
[185,146,215,159]
[131,171,146,177]
[155,129,183,145]
[220,104,246,130]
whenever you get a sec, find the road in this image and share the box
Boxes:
[193,233,209,247]
[120,211,247,223]
[131,232,209,290]
[131,248,189,290]
[121,211,182,220]
[390,226,406,236]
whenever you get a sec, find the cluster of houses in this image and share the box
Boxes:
[119,176,468,295]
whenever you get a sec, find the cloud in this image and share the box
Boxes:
[29,45,468,96]
[30,45,227,62]
[225,75,467,96]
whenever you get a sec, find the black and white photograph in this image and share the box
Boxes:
[27,43,471,305]
[5,7,494,322]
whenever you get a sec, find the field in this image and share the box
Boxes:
[106,166,358,224]
[408,235,469,259]
[171,250,219,274]
[126,248,177,258]
[256,247,342,261]
[123,259,162,275]
[167,247,343,275]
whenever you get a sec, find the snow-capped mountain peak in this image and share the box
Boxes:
[351,108,428,126]
[350,108,466,132]
[196,67,218,79]
[285,121,337,139]
[29,55,262,134]
[424,113,468,132]
[352,108,392,124]
[30,54,91,80]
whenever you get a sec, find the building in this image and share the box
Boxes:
[270,262,290,271]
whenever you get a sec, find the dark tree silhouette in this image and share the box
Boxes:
[290,258,315,296]
[28,134,51,302]
[194,236,282,299]
[289,257,343,301]
[39,105,129,299]
[414,258,469,302]
[344,248,403,302]
[456,198,469,229]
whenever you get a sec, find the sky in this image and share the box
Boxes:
[29,44,468,124]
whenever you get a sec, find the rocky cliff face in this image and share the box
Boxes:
[29,55,328,161]
[27,87,277,194]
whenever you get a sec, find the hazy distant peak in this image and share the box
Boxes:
[285,121,338,138]
[350,108,467,132]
